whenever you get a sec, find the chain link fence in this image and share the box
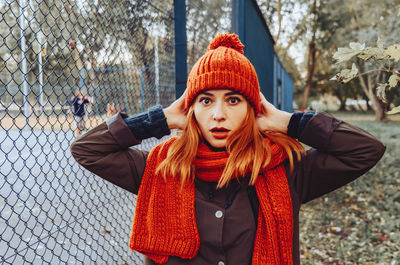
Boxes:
[0,0,231,264]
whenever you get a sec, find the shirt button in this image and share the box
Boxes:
[215,210,223,218]
[218,261,225,265]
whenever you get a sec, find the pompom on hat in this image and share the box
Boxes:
[185,33,261,113]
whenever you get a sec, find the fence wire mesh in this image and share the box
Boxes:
[0,0,176,264]
[1,0,232,264]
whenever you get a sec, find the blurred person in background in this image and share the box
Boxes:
[71,90,91,137]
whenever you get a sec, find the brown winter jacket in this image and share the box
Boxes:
[70,112,385,265]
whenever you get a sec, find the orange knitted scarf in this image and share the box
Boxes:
[129,138,293,264]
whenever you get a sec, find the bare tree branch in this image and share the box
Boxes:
[275,0,282,42]
[355,61,371,97]
[281,1,314,52]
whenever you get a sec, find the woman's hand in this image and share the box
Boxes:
[163,92,187,130]
[256,93,292,134]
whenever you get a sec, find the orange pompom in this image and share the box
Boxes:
[207,33,244,54]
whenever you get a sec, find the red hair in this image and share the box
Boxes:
[156,102,304,188]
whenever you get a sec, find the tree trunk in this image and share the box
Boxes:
[301,41,316,109]
[366,100,372,110]
[372,72,386,120]
[370,85,386,121]
[355,63,386,120]
[356,96,365,111]
[282,2,315,54]
[339,97,347,111]
[275,0,282,43]
[301,0,317,110]
[363,93,372,110]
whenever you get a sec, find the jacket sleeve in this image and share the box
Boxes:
[289,112,386,203]
[70,112,150,194]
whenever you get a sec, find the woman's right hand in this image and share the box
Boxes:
[256,92,291,134]
[163,92,187,130]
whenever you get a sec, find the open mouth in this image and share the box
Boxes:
[210,128,229,133]
[210,127,230,139]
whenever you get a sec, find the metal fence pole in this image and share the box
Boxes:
[79,68,84,91]
[141,68,145,111]
[174,0,187,99]
[19,0,29,128]
[124,83,129,112]
[37,32,44,117]
[155,35,160,105]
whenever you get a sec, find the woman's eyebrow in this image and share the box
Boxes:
[198,91,241,96]
[199,92,214,96]
[225,91,242,96]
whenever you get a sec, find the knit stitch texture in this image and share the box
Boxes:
[185,33,261,113]
[129,137,294,264]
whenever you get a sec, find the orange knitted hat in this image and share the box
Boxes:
[186,33,261,113]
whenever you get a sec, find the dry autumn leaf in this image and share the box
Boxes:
[384,44,400,61]
[388,74,400,87]
[333,43,364,63]
[387,105,400,114]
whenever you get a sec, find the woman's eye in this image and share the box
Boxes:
[199,97,211,105]
[228,97,241,104]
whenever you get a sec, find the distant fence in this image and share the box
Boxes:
[0,0,231,264]
[2,65,178,117]
[0,0,293,264]
[0,0,176,264]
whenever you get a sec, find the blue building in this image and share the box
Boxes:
[232,0,294,112]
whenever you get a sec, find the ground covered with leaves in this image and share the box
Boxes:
[299,112,399,265]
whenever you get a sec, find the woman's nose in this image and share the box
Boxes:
[212,103,226,121]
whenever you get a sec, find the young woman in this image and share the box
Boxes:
[70,33,385,265]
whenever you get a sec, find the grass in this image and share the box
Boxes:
[299,111,400,265]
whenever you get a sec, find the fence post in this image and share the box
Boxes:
[124,83,129,112]
[79,68,84,90]
[19,0,29,129]
[174,0,187,99]
[94,83,98,116]
[155,36,160,105]
[37,31,44,117]
[141,68,145,112]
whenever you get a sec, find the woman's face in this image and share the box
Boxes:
[193,89,248,148]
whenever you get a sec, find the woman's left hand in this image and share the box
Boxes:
[256,93,292,134]
[163,91,188,130]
